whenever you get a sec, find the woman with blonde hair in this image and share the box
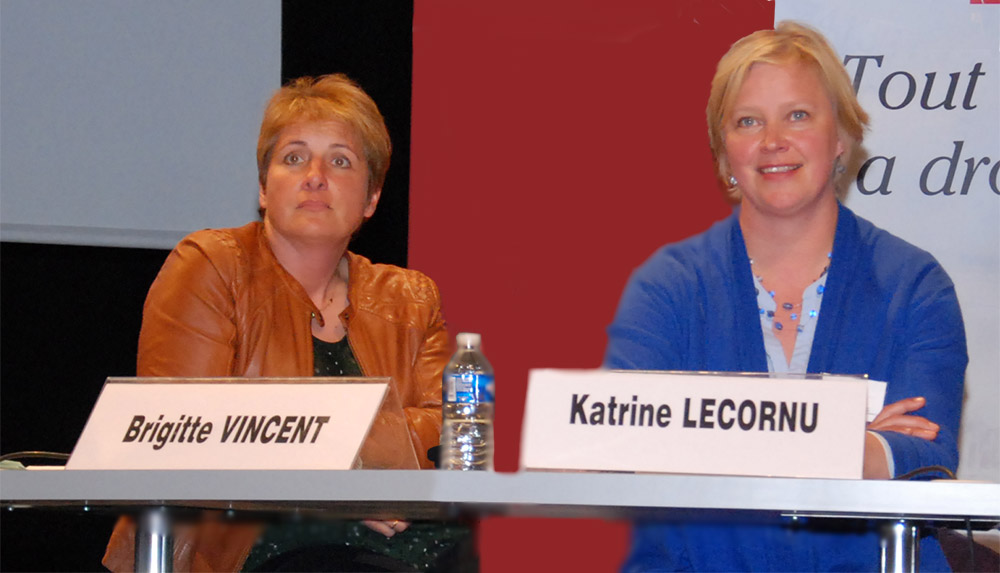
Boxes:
[605,22,965,571]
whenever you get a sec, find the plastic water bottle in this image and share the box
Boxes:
[441,333,495,470]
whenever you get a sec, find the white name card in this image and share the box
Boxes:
[823,375,887,423]
[67,377,388,470]
[520,369,869,479]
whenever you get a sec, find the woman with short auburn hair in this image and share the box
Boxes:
[256,75,392,195]
[104,74,470,572]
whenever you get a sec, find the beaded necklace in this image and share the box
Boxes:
[749,252,831,333]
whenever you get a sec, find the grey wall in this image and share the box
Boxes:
[1,0,281,248]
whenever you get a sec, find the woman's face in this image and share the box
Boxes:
[259,121,379,248]
[723,60,845,218]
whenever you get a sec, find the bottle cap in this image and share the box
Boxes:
[456,332,481,349]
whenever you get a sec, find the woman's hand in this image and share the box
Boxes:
[863,397,940,479]
[362,519,410,538]
[867,396,939,440]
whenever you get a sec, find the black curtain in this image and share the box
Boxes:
[282,0,414,268]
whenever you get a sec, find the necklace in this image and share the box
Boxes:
[317,296,336,313]
[311,259,350,320]
[749,252,831,333]
[314,271,345,315]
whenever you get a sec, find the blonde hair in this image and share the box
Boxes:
[706,21,869,200]
[257,74,391,196]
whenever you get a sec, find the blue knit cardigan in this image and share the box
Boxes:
[605,203,967,571]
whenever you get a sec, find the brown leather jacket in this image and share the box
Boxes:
[103,222,448,572]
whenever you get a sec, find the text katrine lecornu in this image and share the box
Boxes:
[121,414,331,450]
[569,394,819,433]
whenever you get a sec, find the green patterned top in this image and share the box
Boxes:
[241,337,473,572]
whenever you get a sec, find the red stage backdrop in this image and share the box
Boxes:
[410,2,774,570]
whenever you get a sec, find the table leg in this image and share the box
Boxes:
[880,519,919,573]
[134,507,173,573]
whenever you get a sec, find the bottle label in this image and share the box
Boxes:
[445,373,495,404]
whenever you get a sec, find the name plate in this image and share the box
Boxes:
[66,377,388,470]
[521,370,868,479]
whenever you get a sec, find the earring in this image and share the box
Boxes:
[834,156,847,175]
[728,175,738,187]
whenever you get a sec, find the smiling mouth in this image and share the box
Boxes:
[759,165,801,174]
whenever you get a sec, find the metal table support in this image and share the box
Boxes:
[880,519,920,573]
[135,507,172,573]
